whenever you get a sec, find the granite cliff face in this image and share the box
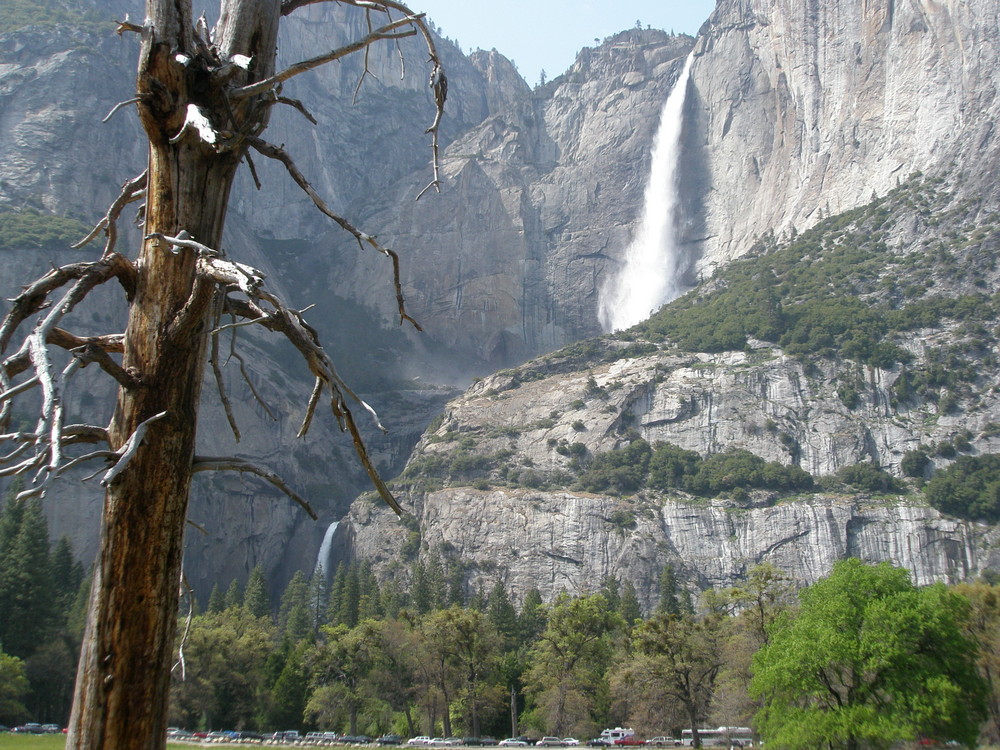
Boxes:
[342,178,1000,605]
[346,488,998,611]
[342,328,1000,606]
[685,0,1000,269]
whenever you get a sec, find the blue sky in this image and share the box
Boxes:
[413,0,718,87]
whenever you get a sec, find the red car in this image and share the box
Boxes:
[614,738,644,746]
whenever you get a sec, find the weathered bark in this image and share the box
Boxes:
[67,1,280,748]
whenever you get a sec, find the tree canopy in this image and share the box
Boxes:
[751,559,987,749]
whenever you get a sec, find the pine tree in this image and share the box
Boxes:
[207,584,225,614]
[517,589,546,647]
[244,565,271,619]
[49,536,84,613]
[657,564,681,616]
[338,563,361,627]
[446,560,465,606]
[279,571,310,635]
[487,580,519,647]
[327,563,347,624]
[224,578,243,610]
[0,498,56,658]
[600,576,621,613]
[308,570,328,632]
[425,553,446,610]
[410,561,433,615]
[357,562,383,622]
[619,580,642,627]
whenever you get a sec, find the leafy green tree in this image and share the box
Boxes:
[244,565,271,619]
[168,607,277,730]
[424,607,502,736]
[647,443,701,493]
[632,613,723,747]
[684,449,812,497]
[266,644,310,731]
[751,559,987,749]
[710,564,795,728]
[577,439,652,494]
[517,589,547,647]
[524,593,623,737]
[0,649,30,725]
[307,623,379,735]
[954,579,1000,744]
[925,453,1000,522]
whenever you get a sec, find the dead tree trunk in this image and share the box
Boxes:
[68,3,280,748]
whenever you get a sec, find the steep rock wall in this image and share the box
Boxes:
[686,0,1000,268]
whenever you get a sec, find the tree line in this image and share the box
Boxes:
[2,491,998,749]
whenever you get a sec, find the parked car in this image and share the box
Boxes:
[238,730,264,741]
[15,724,45,734]
[614,737,643,746]
[408,737,434,746]
[499,740,527,747]
[644,739,678,747]
[463,738,497,746]
[442,739,463,746]
[377,734,402,745]
[562,740,580,746]
[537,739,563,746]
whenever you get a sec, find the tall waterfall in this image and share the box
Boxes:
[314,521,339,580]
[598,53,694,332]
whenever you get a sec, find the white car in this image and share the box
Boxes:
[499,741,527,747]
[408,738,434,746]
[563,741,581,747]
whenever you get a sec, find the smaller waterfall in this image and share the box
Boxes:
[598,53,694,332]
[314,521,339,580]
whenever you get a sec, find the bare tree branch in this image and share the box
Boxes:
[277,0,447,196]
[100,411,168,487]
[102,97,142,123]
[246,136,422,331]
[192,456,319,519]
[273,95,317,125]
[298,377,323,438]
[210,314,242,443]
[229,15,420,100]
[221,293,403,515]
[74,172,148,258]
[226,342,277,422]
[0,254,136,354]
[69,343,140,389]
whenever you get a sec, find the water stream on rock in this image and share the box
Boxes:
[314,520,339,580]
[598,52,694,332]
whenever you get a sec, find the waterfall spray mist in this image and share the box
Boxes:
[598,53,694,332]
